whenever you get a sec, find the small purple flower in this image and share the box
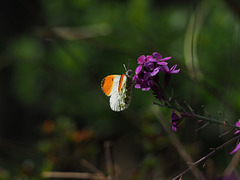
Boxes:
[170,109,183,132]
[144,61,162,77]
[230,120,240,154]
[161,64,180,74]
[137,55,156,64]
[153,52,171,63]
[234,120,240,135]
[137,55,146,64]
[133,69,155,91]
[144,61,155,72]
[134,74,154,91]
[230,142,240,155]
[152,52,171,66]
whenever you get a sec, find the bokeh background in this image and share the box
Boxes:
[0,0,240,179]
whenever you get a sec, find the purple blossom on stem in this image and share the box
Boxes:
[160,64,179,87]
[234,120,240,135]
[161,64,180,74]
[153,52,171,64]
[133,52,180,92]
[230,120,240,154]
[230,143,240,155]
[170,109,183,132]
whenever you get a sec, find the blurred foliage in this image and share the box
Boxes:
[0,0,240,179]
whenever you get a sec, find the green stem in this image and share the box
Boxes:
[168,98,237,128]
[153,86,237,129]
[192,113,236,128]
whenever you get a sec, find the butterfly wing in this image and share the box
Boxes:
[101,75,120,96]
[101,74,132,111]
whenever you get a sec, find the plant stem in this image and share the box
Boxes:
[166,96,237,129]
[172,134,240,180]
[192,113,236,128]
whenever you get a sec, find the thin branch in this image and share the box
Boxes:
[219,131,230,138]
[172,134,240,180]
[41,171,106,179]
[42,160,107,179]
[192,113,236,128]
[168,98,237,129]
[184,101,194,112]
[195,122,210,132]
[104,141,115,180]
[153,108,206,180]
[80,159,104,175]
[201,105,210,117]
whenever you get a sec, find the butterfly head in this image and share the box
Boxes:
[123,63,133,78]
[126,69,133,78]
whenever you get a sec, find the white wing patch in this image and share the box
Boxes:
[109,75,132,111]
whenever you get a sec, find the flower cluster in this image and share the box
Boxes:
[230,120,240,154]
[133,52,180,91]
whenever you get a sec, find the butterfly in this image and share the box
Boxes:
[101,65,133,112]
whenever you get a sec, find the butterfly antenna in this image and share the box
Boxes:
[123,59,131,71]
[123,64,127,71]
[127,59,131,69]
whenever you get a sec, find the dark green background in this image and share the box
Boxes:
[0,0,240,179]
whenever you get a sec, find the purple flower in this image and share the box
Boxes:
[137,55,156,64]
[170,109,183,132]
[144,62,162,77]
[134,72,154,91]
[230,142,240,155]
[137,55,146,64]
[234,120,240,135]
[153,52,171,66]
[134,74,154,91]
[161,64,180,74]
[134,52,178,91]
[144,61,155,71]
[230,120,240,154]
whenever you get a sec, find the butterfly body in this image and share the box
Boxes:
[101,70,133,111]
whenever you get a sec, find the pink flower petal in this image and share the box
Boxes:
[171,69,180,74]
[137,55,146,64]
[234,130,240,135]
[135,84,141,89]
[142,87,150,91]
[236,120,240,127]
[152,52,162,60]
[172,126,177,132]
[157,61,168,66]
[135,65,142,74]
[230,142,240,154]
[163,65,169,72]
[170,64,177,71]
[161,56,171,61]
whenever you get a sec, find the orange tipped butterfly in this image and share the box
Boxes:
[101,64,133,111]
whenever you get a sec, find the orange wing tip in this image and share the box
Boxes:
[101,75,115,96]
